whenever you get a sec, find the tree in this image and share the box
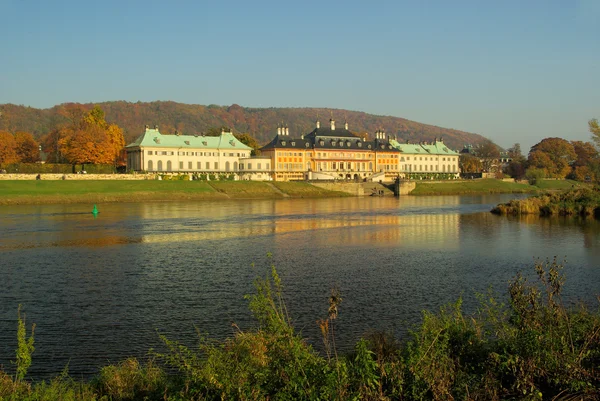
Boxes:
[507,143,524,160]
[56,105,126,167]
[41,129,65,163]
[235,133,261,156]
[0,130,18,167]
[459,154,482,173]
[474,139,501,172]
[528,138,576,178]
[589,119,600,149]
[504,143,527,180]
[14,131,40,163]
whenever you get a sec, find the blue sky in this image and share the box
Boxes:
[1,0,599,151]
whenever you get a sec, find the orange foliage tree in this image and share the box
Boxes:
[14,131,40,163]
[528,138,576,178]
[55,105,125,167]
[0,130,18,167]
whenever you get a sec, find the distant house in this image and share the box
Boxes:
[125,125,252,173]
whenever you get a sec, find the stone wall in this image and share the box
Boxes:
[310,182,365,196]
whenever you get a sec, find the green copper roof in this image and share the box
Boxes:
[390,139,458,156]
[126,129,253,151]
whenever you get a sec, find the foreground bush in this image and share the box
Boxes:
[1,258,599,400]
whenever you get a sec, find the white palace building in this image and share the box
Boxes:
[125,122,460,181]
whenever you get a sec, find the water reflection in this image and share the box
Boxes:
[0,194,598,380]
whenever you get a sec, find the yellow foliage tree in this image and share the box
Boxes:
[14,131,40,163]
[0,130,18,167]
[58,105,125,167]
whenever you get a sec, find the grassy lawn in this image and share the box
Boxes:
[272,181,351,197]
[533,179,589,190]
[0,180,350,205]
[411,179,535,195]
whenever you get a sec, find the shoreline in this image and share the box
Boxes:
[0,178,589,206]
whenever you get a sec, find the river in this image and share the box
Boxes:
[0,194,599,380]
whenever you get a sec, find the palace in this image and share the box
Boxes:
[260,118,400,182]
[125,126,252,173]
[125,120,461,181]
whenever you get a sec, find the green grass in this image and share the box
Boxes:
[0,180,348,205]
[533,179,589,190]
[411,179,535,195]
[272,181,351,197]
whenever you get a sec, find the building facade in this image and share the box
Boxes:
[260,119,400,181]
[125,126,252,173]
[390,139,460,176]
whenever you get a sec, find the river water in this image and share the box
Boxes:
[0,195,599,380]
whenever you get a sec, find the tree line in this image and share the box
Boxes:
[459,120,600,183]
[0,105,125,169]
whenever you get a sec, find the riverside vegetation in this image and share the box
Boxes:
[1,258,599,400]
[492,186,600,219]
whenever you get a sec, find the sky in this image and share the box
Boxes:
[1,0,599,151]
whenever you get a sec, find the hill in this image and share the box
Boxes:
[0,101,490,150]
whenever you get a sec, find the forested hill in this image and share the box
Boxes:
[0,101,490,150]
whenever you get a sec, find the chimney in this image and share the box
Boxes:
[344,121,349,130]
[285,125,289,136]
[330,118,335,130]
[145,125,149,131]
[316,119,320,129]
[277,125,282,135]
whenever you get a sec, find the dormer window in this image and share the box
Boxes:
[346,141,351,147]
[281,141,286,146]
[291,141,295,146]
[367,144,372,149]
[331,141,336,146]
[184,140,190,145]
[357,142,362,148]
[305,143,310,148]
[319,140,325,146]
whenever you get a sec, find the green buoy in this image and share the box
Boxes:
[92,204,99,215]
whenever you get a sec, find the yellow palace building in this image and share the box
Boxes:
[260,118,400,182]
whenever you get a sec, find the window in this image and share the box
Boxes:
[167,161,172,171]
[147,160,153,170]
[179,161,184,169]
[225,161,230,171]
[248,163,253,170]
[147,151,153,155]
[188,161,192,169]
[214,162,219,170]
[258,163,262,169]
[197,161,201,169]
[157,160,163,171]
[206,162,210,169]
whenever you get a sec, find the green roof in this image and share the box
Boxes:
[126,129,253,151]
[390,139,458,156]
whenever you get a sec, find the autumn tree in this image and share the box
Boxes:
[570,140,600,182]
[57,105,126,167]
[235,133,261,156]
[0,130,18,167]
[459,154,482,173]
[473,139,501,172]
[504,143,527,179]
[589,119,600,149]
[14,131,40,163]
[41,129,65,163]
[527,137,576,178]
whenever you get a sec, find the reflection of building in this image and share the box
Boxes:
[125,126,252,173]
[260,119,400,182]
[390,139,459,176]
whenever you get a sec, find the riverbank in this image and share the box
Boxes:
[410,178,586,195]
[0,178,591,205]
[491,186,600,218]
[0,181,353,205]
[1,261,598,400]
